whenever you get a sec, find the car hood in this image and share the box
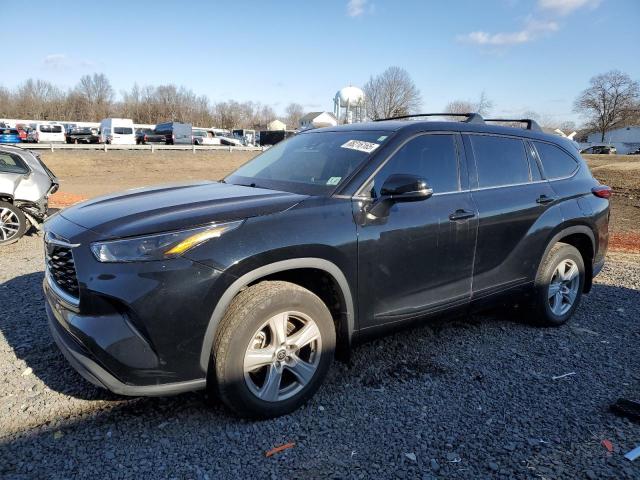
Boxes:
[60,181,307,238]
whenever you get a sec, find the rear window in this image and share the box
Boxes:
[1,129,19,135]
[114,127,133,135]
[470,135,530,188]
[0,152,29,174]
[40,125,62,133]
[534,141,578,179]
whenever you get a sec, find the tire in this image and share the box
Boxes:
[531,242,585,326]
[0,202,27,246]
[211,280,336,418]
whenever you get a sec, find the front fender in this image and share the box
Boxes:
[197,257,355,372]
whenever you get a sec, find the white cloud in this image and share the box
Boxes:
[538,0,601,16]
[347,0,367,17]
[458,19,558,46]
[42,53,94,69]
[43,53,68,68]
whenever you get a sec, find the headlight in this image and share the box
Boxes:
[90,220,243,263]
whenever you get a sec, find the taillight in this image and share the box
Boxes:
[592,185,612,199]
[144,135,147,142]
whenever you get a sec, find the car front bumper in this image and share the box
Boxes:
[44,274,207,396]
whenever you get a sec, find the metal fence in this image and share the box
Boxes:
[12,143,264,152]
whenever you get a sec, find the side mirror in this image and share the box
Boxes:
[380,174,433,201]
[366,174,432,218]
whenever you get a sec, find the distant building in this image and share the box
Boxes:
[267,119,286,131]
[299,112,338,130]
[586,125,640,154]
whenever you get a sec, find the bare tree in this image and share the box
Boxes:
[574,70,640,142]
[364,67,422,120]
[445,91,493,118]
[283,103,304,129]
[75,73,113,120]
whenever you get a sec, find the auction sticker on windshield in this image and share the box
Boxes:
[341,140,380,154]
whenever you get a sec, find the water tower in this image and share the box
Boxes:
[333,86,366,124]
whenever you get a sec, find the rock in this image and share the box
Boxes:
[404,453,417,462]
[489,462,499,472]
[430,459,440,472]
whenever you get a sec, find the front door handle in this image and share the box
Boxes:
[449,209,476,221]
[536,194,555,205]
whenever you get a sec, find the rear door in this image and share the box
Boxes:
[464,133,560,298]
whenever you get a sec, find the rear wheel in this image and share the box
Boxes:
[211,281,335,418]
[0,202,27,246]
[531,242,585,326]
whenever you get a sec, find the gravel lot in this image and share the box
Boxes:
[1,232,639,479]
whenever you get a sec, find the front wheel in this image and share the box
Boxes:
[531,242,585,326]
[211,281,335,418]
[0,202,27,245]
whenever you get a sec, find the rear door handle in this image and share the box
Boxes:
[536,194,555,205]
[449,209,476,221]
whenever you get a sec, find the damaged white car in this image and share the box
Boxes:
[0,145,58,245]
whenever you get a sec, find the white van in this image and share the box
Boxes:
[99,118,136,145]
[29,123,66,143]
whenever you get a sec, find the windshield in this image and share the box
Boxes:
[226,130,390,195]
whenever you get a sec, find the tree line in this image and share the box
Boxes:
[1,69,638,139]
[0,74,305,130]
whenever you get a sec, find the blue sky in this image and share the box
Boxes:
[2,0,639,123]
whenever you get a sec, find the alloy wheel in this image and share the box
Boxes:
[548,259,580,316]
[0,208,20,242]
[243,311,322,402]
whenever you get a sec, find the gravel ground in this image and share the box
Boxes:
[1,233,639,479]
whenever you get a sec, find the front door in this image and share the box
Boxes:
[355,133,478,329]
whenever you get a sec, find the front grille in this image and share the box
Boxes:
[46,245,79,298]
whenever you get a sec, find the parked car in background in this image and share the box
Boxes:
[15,125,29,142]
[100,118,136,145]
[628,147,640,155]
[28,123,66,143]
[580,145,617,155]
[66,127,100,144]
[0,145,58,245]
[259,130,295,146]
[192,128,221,145]
[153,122,192,145]
[62,123,78,134]
[233,129,256,146]
[0,128,22,144]
[135,128,166,145]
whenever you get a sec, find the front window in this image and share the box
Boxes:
[226,130,391,195]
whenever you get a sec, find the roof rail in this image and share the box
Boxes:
[373,113,485,124]
[484,118,542,132]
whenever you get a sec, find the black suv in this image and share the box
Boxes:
[43,114,610,418]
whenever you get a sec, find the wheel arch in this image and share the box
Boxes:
[199,258,355,372]
[541,224,596,293]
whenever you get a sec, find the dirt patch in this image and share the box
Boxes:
[41,149,257,199]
